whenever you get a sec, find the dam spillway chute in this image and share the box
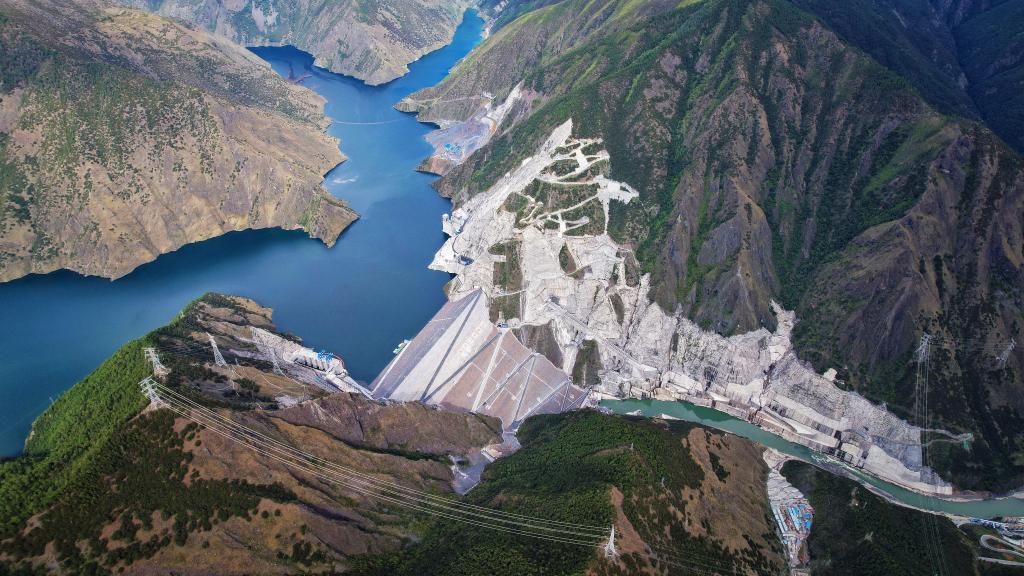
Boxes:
[370,289,586,430]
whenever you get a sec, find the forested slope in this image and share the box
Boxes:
[790,0,1024,153]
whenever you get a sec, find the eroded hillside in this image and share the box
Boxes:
[0,0,355,283]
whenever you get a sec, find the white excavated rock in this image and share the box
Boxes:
[430,120,955,496]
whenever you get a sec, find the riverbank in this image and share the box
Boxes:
[601,397,1024,519]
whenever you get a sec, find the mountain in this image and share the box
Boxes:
[353,412,790,576]
[0,293,503,574]
[0,294,1008,573]
[780,461,997,576]
[115,0,473,85]
[0,0,355,283]
[0,293,782,575]
[400,0,1024,491]
[789,0,1024,153]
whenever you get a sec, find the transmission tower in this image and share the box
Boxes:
[251,327,285,375]
[140,377,163,407]
[996,339,1016,369]
[207,332,227,367]
[603,525,618,558]
[143,347,169,376]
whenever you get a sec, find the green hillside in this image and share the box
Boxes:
[352,411,786,576]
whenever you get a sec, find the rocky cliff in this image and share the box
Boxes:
[116,0,472,85]
[404,0,1024,491]
[0,0,355,283]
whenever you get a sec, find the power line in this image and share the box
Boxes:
[146,381,773,575]
[148,381,611,536]
[158,396,607,547]
[915,335,951,576]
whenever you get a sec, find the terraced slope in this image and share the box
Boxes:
[0,0,354,283]
[403,0,1024,491]
[116,0,472,85]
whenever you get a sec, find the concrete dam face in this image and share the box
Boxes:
[371,290,586,430]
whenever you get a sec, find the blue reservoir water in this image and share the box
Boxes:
[0,12,485,457]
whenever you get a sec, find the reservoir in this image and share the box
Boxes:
[603,398,1024,518]
[0,8,1019,522]
[0,12,485,456]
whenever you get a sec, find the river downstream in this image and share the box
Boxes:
[1,7,1019,523]
[0,12,485,457]
[603,398,1024,518]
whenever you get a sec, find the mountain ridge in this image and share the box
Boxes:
[0,0,356,283]
[115,0,474,85]
[403,0,1024,491]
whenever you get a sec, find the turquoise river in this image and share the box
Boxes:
[602,398,1024,518]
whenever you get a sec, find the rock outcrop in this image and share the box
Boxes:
[0,0,355,283]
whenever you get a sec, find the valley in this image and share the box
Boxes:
[399,115,1019,509]
[403,0,1024,495]
[0,12,484,457]
[1,0,1023,573]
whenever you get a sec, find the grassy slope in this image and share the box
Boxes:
[0,0,352,281]
[2,411,296,575]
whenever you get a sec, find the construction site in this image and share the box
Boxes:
[402,84,532,176]
[421,118,970,497]
[146,298,372,411]
[764,450,813,572]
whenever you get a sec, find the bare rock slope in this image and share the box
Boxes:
[0,0,355,283]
